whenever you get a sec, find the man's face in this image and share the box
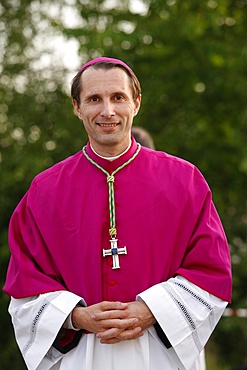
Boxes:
[73,67,141,156]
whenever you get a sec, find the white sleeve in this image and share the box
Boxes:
[137,276,227,370]
[9,291,84,370]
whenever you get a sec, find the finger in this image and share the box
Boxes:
[128,331,144,341]
[93,309,129,321]
[100,327,143,344]
[96,318,138,334]
[97,324,141,341]
[96,318,138,338]
[117,326,143,341]
[99,337,122,344]
[99,301,128,312]
[97,327,124,341]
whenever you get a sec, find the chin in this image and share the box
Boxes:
[96,132,124,145]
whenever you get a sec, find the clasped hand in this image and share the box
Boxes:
[72,300,155,344]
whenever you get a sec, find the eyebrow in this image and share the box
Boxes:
[84,91,129,100]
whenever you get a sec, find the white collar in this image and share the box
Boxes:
[90,140,132,162]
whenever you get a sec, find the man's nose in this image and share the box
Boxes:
[100,100,115,118]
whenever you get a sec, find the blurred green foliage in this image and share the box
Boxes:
[0,0,246,368]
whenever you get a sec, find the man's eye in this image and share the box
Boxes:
[114,95,124,101]
[91,97,99,102]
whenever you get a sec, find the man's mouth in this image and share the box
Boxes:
[97,122,119,127]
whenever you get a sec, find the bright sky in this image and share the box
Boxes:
[2,1,149,94]
[31,0,148,77]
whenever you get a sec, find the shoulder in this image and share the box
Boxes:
[138,146,210,193]
[31,151,84,189]
[14,151,86,213]
[140,146,203,177]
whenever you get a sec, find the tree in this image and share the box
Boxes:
[0,1,87,368]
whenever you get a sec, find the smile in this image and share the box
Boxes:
[98,123,119,127]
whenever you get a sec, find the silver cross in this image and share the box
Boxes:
[103,237,127,269]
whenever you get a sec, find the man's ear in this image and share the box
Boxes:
[134,94,141,116]
[72,99,82,119]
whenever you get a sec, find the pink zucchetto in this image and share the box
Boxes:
[78,57,134,74]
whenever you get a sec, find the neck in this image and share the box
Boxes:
[90,140,132,161]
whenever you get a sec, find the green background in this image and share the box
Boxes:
[0,1,246,368]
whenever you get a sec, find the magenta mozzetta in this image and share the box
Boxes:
[4,138,232,303]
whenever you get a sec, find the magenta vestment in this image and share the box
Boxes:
[3,139,232,303]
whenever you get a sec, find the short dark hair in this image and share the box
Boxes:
[71,61,141,105]
[131,127,155,149]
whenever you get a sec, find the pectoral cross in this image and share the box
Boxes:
[103,237,127,269]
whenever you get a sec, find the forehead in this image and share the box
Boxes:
[80,67,131,95]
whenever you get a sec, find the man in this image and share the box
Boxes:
[4,57,232,370]
[131,126,155,149]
